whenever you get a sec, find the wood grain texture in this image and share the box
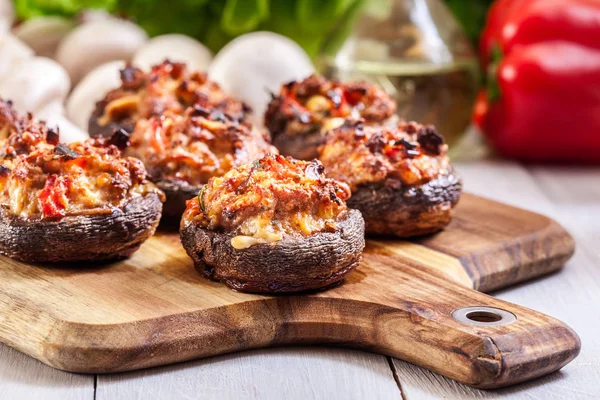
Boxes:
[98,348,401,400]
[392,161,600,398]
[0,193,579,389]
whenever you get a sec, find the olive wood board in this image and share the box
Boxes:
[0,193,580,389]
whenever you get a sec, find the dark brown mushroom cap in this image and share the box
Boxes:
[181,209,365,293]
[348,170,462,237]
[155,179,201,221]
[271,127,323,161]
[0,193,162,263]
[88,102,135,138]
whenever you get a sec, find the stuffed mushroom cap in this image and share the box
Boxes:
[0,100,164,262]
[124,106,277,219]
[89,60,252,138]
[318,120,462,237]
[264,74,397,160]
[180,154,365,293]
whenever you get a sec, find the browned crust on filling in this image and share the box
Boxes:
[89,60,252,138]
[264,74,397,160]
[0,100,164,262]
[181,154,351,237]
[123,107,277,218]
[319,120,462,237]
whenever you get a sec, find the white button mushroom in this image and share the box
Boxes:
[66,60,125,130]
[56,18,147,84]
[133,34,212,72]
[37,99,65,117]
[41,112,90,143]
[13,16,74,58]
[0,0,14,33]
[0,56,70,114]
[209,32,315,126]
[37,100,89,143]
[0,34,34,82]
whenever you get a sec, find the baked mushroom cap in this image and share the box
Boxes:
[155,179,202,222]
[180,154,365,293]
[0,100,164,262]
[89,60,251,138]
[181,208,365,293]
[264,74,397,160]
[122,107,277,219]
[348,172,461,237]
[319,120,462,237]
[0,193,162,263]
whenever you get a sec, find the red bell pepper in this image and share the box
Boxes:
[476,0,600,163]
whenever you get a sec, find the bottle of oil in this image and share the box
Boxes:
[319,0,479,146]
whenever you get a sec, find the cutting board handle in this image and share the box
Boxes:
[273,274,581,389]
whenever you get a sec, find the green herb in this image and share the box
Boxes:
[252,159,263,170]
[15,0,117,19]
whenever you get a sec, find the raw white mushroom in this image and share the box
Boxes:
[13,17,74,58]
[133,34,212,72]
[0,56,70,114]
[56,18,147,84]
[37,99,65,117]
[41,112,90,143]
[0,34,34,82]
[0,0,14,33]
[209,32,315,126]
[66,60,125,130]
[77,9,115,24]
[38,101,90,143]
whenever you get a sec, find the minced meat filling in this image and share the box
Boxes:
[182,154,351,243]
[265,74,397,137]
[0,101,162,220]
[95,60,251,129]
[126,106,277,186]
[318,120,451,192]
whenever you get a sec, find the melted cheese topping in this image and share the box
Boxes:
[182,155,350,247]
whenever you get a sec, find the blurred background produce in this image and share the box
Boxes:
[7,0,486,144]
[5,0,598,163]
[475,0,600,163]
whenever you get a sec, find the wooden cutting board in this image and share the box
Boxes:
[0,193,579,389]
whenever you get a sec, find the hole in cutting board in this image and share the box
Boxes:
[451,306,516,327]
[466,311,502,323]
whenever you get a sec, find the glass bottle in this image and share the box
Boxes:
[319,0,479,146]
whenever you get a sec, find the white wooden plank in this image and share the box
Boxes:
[0,343,93,400]
[391,161,600,399]
[97,347,401,400]
[529,166,600,238]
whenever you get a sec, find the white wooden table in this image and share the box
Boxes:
[1,158,599,399]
